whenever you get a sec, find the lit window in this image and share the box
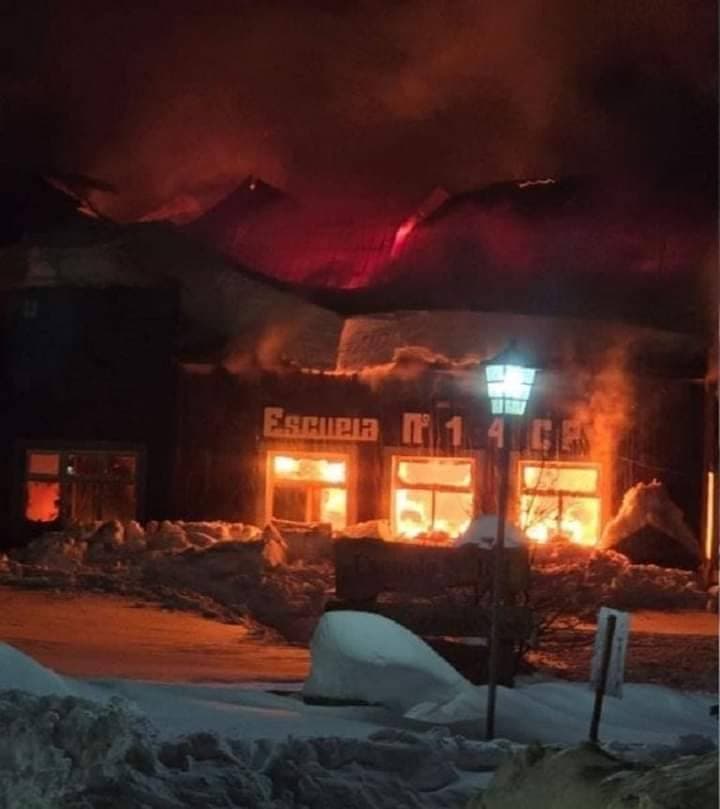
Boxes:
[519,461,601,546]
[24,448,139,525]
[25,481,60,522]
[267,451,349,530]
[391,456,474,540]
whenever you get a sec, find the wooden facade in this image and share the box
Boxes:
[0,286,178,548]
[169,361,706,548]
[0,281,709,555]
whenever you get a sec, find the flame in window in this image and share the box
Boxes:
[269,452,349,530]
[273,454,346,484]
[520,462,601,546]
[274,455,300,475]
[392,456,474,540]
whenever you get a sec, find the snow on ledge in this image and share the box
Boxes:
[455,515,527,549]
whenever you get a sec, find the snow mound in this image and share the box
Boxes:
[0,689,156,809]
[0,688,504,809]
[0,644,73,697]
[15,518,265,570]
[470,743,718,809]
[530,543,706,614]
[303,611,472,712]
[455,515,527,549]
[600,481,699,561]
[343,519,394,541]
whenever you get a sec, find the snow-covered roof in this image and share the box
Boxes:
[337,310,706,376]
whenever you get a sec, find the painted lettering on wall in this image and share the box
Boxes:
[488,417,504,448]
[401,412,464,447]
[530,418,553,451]
[401,412,430,444]
[263,407,379,442]
[561,419,584,452]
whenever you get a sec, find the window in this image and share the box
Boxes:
[391,455,474,539]
[266,451,349,531]
[25,449,139,525]
[26,480,61,522]
[519,461,601,546]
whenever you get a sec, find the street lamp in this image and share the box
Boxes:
[484,343,536,740]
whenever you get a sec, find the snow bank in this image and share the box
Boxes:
[303,611,473,711]
[0,644,73,698]
[407,679,716,746]
[266,520,333,565]
[0,690,155,809]
[343,519,394,541]
[15,519,264,570]
[5,515,709,649]
[600,481,699,563]
[530,543,706,614]
[6,519,333,640]
[0,687,503,809]
[470,743,718,809]
[455,516,527,549]
[0,641,715,808]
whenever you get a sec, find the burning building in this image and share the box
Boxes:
[174,309,708,558]
[0,176,716,569]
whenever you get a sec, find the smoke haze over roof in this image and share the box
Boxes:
[2,1,717,219]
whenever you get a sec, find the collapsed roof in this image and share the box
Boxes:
[0,176,713,375]
[181,175,715,335]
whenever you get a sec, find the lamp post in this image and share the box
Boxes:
[484,344,536,740]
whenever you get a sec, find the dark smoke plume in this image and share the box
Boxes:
[2,1,716,219]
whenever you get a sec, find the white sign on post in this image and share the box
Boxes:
[590,607,631,698]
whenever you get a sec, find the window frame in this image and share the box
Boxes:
[388,452,477,538]
[518,459,601,544]
[19,441,144,527]
[264,448,352,530]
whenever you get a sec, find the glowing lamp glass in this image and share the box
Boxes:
[485,361,536,416]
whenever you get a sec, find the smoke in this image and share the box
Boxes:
[2,0,716,219]
[571,345,634,484]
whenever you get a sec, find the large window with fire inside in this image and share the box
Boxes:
[25,450,138,525]
[391,456,474,540]
[518,461,600,546]
[267,452,349,531]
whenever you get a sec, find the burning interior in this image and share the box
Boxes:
[155,305,713,564]
[519,461,601,546]
[391,456,474,539]
[0,194,712,565]
[24,448,139,526]
[266,451,349,531]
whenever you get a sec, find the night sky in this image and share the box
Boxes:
[2,1,717,220]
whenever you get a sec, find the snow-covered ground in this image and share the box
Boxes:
[0,608,716,809]
[3,520,710,648]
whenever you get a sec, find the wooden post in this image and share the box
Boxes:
[486,417,512,740]
[589,613,617,743]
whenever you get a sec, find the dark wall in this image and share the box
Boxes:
[616,378,706,534]
[0,286,179,546]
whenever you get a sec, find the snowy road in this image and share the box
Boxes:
[0,585,309,682]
